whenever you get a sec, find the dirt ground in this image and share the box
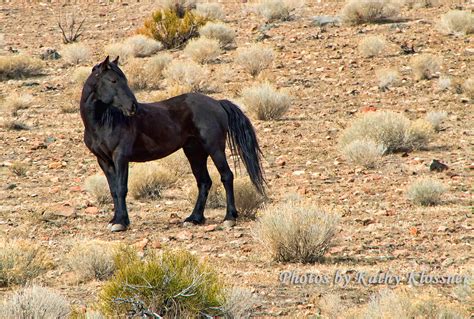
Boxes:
[0,0,472,317]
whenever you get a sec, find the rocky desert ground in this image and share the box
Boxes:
[0,0,472,318]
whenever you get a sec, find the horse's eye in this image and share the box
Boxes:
[111,79,117,84]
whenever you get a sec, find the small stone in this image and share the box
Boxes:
[134,238,149,251]
[49,162,63,169]
[430,159,448,172]
[44,205,77,218]
[85,206,99,214]
[151,240,162,249]
[292,170,305,176]
[176,230,193,241]
[204,224,217,232]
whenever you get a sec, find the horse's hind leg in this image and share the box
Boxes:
[208,146,238,227]
[183,142,211,225]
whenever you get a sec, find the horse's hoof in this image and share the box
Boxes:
[223,220,236,228]
[110,224,127,232]
[107,223,113,230]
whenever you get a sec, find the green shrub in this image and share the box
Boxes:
[137,8,208,49]
[99,249,226,318]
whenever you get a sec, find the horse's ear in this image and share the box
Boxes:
[100,56,110,72]
[112,56,119,65]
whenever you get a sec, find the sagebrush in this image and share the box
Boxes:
[410,54,441,80]
[0,240,49,287]
[163,59,210,92]
[425,111,447,131]
[241,82,290,120]
[257,0,298,22]
[0,285,70,319]
[199,22,235,48]
[341,0,400,25]
[236,44,274,77]
[183,37,221,64]
[194,3,225,20]
[358,36,385,57]
[256,202,340,263]
[376,68,400,90]
[67,240,117,281]
[61,43,90,65]
[128,162,178,199]
[438,10,474,35]
[1,93,33,116]
[0,55,42,80]
[342,139,385,169]
[407,178,446,206]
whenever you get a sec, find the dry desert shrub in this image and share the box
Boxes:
[350,288,467,319]
[194,3,225,20]
[67,240,116,281]
[223,287,256,318]
[84,174,112,205]
[255,202,340,263]
[0,240,49,287]
[0,55,42,80]
[61,43,90,65]
[358,35,386,57]
[163,59,210,92]
[157,0,196,12]
[407,178,446,206]
[257,0,299,22]
[463,77,474,100]
[0,285,70,319]
[184,37,221,64]
[125,57,168,90]
[376,68,400,90]
[159,149,191,177]
[187,171,225,208]
[339,111,433,153]
[236,44,274,77]
[199,22,235,48]
[129,162,178,200]
[425,111,447,131]
[437,76,451,91]
[99,249,225,318]
[405,0,438,9]
[233,177,266,217]
[341,139,385,169]
[10,162,28,176]
[410,54,441,80]
[123,35,162,57]
[1,93,33,116]
[104,42,131,62]
[438,10,474,35]
[72,66,90,85]
[241,82,290,120]
[341,0,400,25]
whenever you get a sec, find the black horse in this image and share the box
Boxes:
[80,56,265,232]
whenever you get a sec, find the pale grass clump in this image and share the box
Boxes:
[257,0,299,22]
[0,285,70,319]
[157,0,196,12]
[234,177,266,217]
[0,240,49,287]
[410,54,441,81]
[222,287,256,318]
[184,37,221,64]
[425,111,447,131]
[67,240,116,281]
[341,0,400,25]
[256,202,340,263]
[129,162,178,199]
[159,149,191,177]
[407,178,446,206]
[358,36,385,57]
[236,44,274,77]
[199,22,235,48]
[342,139,385,169]
[241,82,291,120]
[194,3,225,20]
[61,43,90,65]
[439,10,474,35]
[437,76,451,91]
[376,68,400,90]
[352,289,467,318]
[123,35,162,57]
[163,59,210,92]
[84,174,112,205]
[405,0,438,9]
[72,66,90,85]
[10,162,28,176]
[0,55,43,80]
[339,111,432,153]
[1,93,33,116]
[405,119,434,150]
[104,42,131,61]
[125,55,170,90]
[463,77,474,100]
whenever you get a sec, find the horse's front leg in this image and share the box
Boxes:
[97,158,120,228]
[110,156,130,232]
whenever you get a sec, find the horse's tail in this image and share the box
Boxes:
[219,99,266,195]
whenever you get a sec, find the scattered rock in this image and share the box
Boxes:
[39,48,61,60]
[84,206,99,214]
[430,159,448,172]
[204,224,217,232]
[311,16,340,27]
[43,204,77,219]
[176,230,193,241]
[134,238,149,251]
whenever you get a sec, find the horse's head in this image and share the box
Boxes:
[88,56,138,116]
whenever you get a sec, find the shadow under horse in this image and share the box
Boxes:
[80,57,265,232]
